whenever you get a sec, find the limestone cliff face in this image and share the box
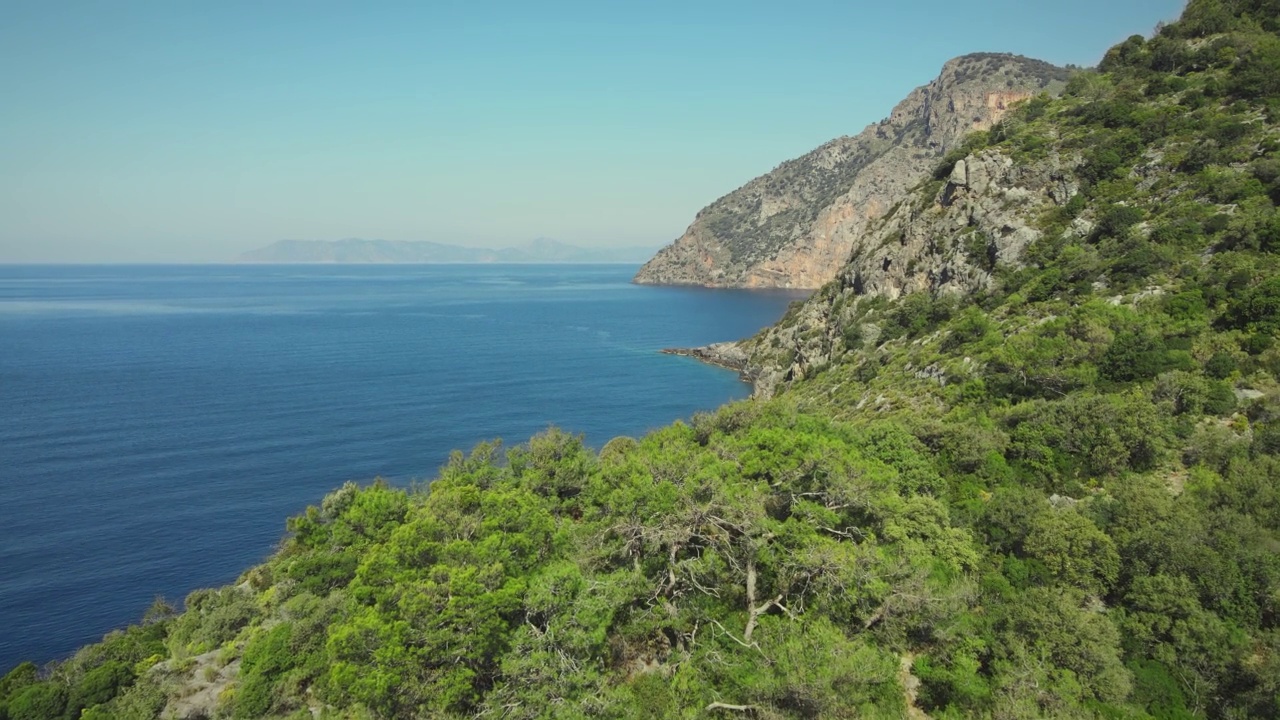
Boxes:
[634,53,1071,289]
[704,147,1083,397]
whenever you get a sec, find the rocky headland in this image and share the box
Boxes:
[634,53,1073,290]
[670,143,1083,396]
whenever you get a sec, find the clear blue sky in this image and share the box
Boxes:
[0,0,1185,262]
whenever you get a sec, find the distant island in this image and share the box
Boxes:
[235,237,660,264]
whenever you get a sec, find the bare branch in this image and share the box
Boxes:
[706,701,759,713]
[685,570,722,598]
[707,620,769,661]
[773,599,798,621]
[708,619,757,650]
[664,543,680,596]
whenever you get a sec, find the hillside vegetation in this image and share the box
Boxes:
[5,1,1280,718]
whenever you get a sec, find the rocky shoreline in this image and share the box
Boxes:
[660,342,753,383]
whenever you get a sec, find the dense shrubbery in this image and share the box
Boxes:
[0,611,168,720]
[39,374,1263,718]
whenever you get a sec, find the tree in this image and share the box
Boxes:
[4,684,66,720]
[1023,509,1120,595]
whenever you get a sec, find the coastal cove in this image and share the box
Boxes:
[0,263,807,670]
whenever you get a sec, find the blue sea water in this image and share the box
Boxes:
[0,263,805,671]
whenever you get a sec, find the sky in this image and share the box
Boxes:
[0,0,1187,262]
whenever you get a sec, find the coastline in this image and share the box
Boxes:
[0,264,793,672]
[660,341,755,386]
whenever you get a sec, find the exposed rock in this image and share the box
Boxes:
[163,652,240,720]
[913,364,948,386]
[634,53,1072,289]
[900,654,930,720]
[1049,494,1080,510]
[660,342,751,374]
[732,146,1081,397]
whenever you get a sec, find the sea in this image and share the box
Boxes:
[0,263,805,671]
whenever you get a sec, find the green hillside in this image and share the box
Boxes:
[4,1,1280,718]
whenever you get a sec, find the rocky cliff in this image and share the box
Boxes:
[685,14,1280,402]
[732,146,1083,396]
[634,53,1072,289]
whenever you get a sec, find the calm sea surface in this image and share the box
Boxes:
[0,264,805,670]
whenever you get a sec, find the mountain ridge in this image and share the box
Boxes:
[236,238,659,264]
[633,52,1074,289]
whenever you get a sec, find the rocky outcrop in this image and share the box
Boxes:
[843,149,1079,301]
[660,343,751,373]
[634,54,1072,289]
[686,146,1082,397]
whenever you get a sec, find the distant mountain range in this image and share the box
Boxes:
[235,238,659,264]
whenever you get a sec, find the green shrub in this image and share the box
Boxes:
[1100,332,1187,383]
[1007,394,1170,480]
[0,663,37,706]
[963,232,997,272]
[66,661,133,717]
[1062,193,1088,220]
[1100,35,1148,73]
[282,549,360,597]
[1080,139,1138,186]
[1165,291,1208,322]
[236,623,297,718]
[1095,203,1146,239]
[841,322,863,349]
[942,308,993,351]
[1178,0,1237,38]
[881,293,954,341]
[1222,277,1280,333]
[1205,351,1239,379]
[1229,35,1280,99]
[1128,660,1197,720]
[1204,381,1238,415]
[1151,219,1204,249]
[5,683,66,720]
[168,588,259,653]
[1256,422,1280,455]
[1244,332,1276,354]
[1110,241,1174,286]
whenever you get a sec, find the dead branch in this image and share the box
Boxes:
[773,599,798,621]
[706,701,759,713]
[819,525,865,540]
[708,619,757,650]
[664,542,680,596]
